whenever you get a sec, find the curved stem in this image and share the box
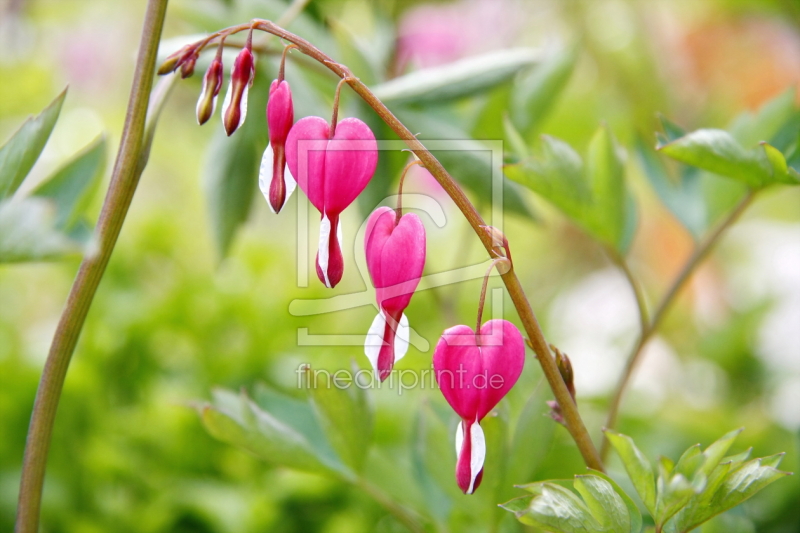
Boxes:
[14,1,169,531]
[221,19,605,471]
[600,190,756,460]
[395,159,422,223]
[605,246,649,334]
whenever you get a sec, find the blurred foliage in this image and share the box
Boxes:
[2,0,800,532]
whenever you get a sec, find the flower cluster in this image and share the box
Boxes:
[159,34,527,495]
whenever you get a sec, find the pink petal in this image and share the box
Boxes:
[324,117,377,215]
[285,116,329,213]
[315,213,344,288]
[267,79,294,145]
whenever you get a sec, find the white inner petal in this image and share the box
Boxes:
[364,310,386,372]
[467,421,486,495]
[455,420,465,457]
[238,84,249,129]
[220,79,233,128]
[258,143,275,212]
[318,214,332,288]
[394,313,409,363]
[282,158,296,211]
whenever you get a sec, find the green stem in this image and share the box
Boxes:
[14,1,169,531]
[600,190,757,460]
[232,19,604,472]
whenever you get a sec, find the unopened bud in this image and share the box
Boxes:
[551,344,575,400]
[221,46,255,136]
[260,79,295,213]
[196,57,224,125]
[157,44,192,75]
[180,52,198,79]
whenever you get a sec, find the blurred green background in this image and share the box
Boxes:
[1,0,799,531]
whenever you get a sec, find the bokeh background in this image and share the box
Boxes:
[1,0,799,531]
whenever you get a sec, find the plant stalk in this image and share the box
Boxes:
[236,19,605,471]
[600,190,756,460]
[14,0,169,530]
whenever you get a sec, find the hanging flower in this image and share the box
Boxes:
[364,206,426,381]
[221,38,255,136]
[285,115,377,288]
[196,53,224,125]
[433,319,525,494]
[258,76,295,212]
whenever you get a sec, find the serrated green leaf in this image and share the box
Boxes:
[761,142,800,184]
[372,48,540,105]
[0,89,67,200]
[575,475,631,531]
[672,456,790,532]
[0,198,85,263]
[665,461,733,533]
[516,483,604,533]
[31,136,106,230]
[499,495,535,513]
[588,469,643,533]
[674,444,703,480]
[305,362,373,473]
[605,430,657,515]
[657,129,770,187]
[200,388,344,475]
[656,469,704,528]
[635,135,706,239]
[511,45,577,135]
[697,428,742,478]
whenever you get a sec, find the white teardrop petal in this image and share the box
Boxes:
[258,143,276,212]
[238,83,249,129]
[455,420,465,457]
[220,79,233,128]
[394,313,410,363]
[336,217,343,250]
[467,421,486,494]
[282,159,296,211]
[318,214,332,288]
[364,310,386,372]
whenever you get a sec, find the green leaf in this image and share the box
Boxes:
[202,67,268,258]
[499,495,535,513]
[31,136,106,230]
[200,388,344,475]
[605,430,657,515]
[504,134,589,223]
[728,87,797,148]
[761,142,800,184]
[635,134,706,239]
[586,124,629,250]
[305,362,373,473]
[0,89,67,200]
[511,45,577,135]
[657,129,770,187]
[505,385,555,488]
[697,428,742,478]
[0,198,85,263]
[674,444,703,480]
[514,482,604,533]
[574,475,631,531]
[588,469,643,533]
[655,466,705,528]
[371,48,540,105]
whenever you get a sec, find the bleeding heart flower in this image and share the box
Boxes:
[259,79,295,213]
[433,319,525,494]
[196,54,223,125]
[364,206,426,381]
[222,44,255,136]
[285,115,377,288]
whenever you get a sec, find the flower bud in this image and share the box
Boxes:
[157,44,192,75]
[259,79,296,213]
[221,46,255,136]
[196,56,224,125]
[179,52,198,79]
